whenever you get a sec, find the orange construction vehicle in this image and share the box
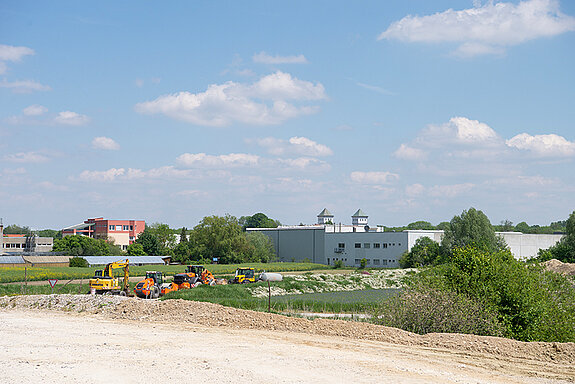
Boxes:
[186,265,216,286]
[134,271,165,299]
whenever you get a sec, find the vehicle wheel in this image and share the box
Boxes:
[119,291,127,297]
[153,286,160,299]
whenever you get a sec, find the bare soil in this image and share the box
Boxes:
[543,259,575,276]
[0,295,574,383]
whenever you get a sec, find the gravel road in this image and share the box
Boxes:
[1,295,573,383]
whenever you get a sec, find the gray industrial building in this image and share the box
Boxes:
[248,209,563,267]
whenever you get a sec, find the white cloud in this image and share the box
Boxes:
[92,137,120,150]
[393,144,427,161]
[0,44,35,62]
[428,183,475,197]
[3,151,50,163]
[255,136,333,157]
[54,111,90,126]
[276,157,331,172]
[506,133,575,156]
[356,82,395,95]
[378,0,575,57]
[135,71,326,126]
[253,52,308,64]
[177,153,260,168]
[418,117,500,147]
[22,105,48,116]
[350,171,399,184]
[0,79,51,93]
[79,168,125,182]
[405,183,425,196]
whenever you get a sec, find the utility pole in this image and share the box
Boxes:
[0,218,4,255]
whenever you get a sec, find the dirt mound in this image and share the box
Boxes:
[542,259,575,276]
[2,294,574,366]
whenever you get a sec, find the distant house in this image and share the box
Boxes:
[62,217,145,251]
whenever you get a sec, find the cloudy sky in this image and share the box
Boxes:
[1,0,574,230]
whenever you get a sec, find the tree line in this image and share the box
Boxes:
[51,213,280,264]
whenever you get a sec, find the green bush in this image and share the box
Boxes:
[372,285,505,337]
[374,245,575,342]
[359,258,367,269]
[333,260,344,269]
[69,256,88,268]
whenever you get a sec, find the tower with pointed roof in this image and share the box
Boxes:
[317,208,334,225]
[351,209,368,226]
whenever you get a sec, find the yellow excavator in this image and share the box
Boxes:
[89,259,130,296]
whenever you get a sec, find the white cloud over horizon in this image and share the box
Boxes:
[254,136,333,157]
[379,0,575,57]
[0,79,51,93]
[176,153,260,168]
[350,171,399,184]
[506,133,575,156]
[253,52,308,64]
[54,111,90,126]
[3,151,50,163]
[92,137,120,150]
[135,71,326,126]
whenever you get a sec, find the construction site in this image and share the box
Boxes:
[0,259,574,383]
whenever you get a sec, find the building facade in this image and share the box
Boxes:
[62,217,145,251]
[249,209,563,267]
[1,234,54,254]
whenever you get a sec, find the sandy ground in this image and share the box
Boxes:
[0,307,573,384]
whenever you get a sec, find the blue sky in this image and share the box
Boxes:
[1,0,574,230]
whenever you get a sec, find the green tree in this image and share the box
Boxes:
[37,229,62,239]
[172,241,192,264]
[52,235,119,256]
[179,227,188,243]
[3,224,32,234]
[147,223,177,251]
[400,237,440,268]
[246,231,276,263]
[189,214,252,264]
[240,213,281,231]
[69,256,88,267]
[539,211,575,263]
[440,208,506,259]
[406,221,435,230]
[135,228,162,256]
[514,221,531,234]
[126,242,146,256]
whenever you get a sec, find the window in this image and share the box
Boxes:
[130,225,134,231]
[364,243,370,248]
[366,259,370,265]
[338,243,345,249]
[355,243,361,248]
[383,243,388,248]
[373,259,380,265]
[123,225,129,231]
[382,260,387,265]
[109,225,114,231]
[373,243,380,248]
[355,259,361,264]
[398,243,401,246]
[116,225,122,231]
[392,243,396,246]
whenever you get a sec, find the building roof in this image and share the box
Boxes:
[62,222,94,231]
[23,255,72,264]
[352,209,368,217]
[0,255,26,264]
[317,208,334,217]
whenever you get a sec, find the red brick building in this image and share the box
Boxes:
[62,217,146,251]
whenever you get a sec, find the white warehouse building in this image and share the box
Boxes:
[248,209,563,268]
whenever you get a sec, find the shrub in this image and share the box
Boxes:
[371,285,505,337]
[69,256,88,268]
[414,246,575,341]
[359,258,367,269]
[333,260,344,269]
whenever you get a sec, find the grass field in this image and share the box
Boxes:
[163,277,400,313]
[0,262,330,283]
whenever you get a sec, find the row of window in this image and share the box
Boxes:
[354,259,396,265]
[352,242,401,249]
[108,225,134,231]
[3,243,52,248]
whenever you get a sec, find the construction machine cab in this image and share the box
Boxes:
[229,267,257,284]
[145,271,164,285]
[186,265,204,276]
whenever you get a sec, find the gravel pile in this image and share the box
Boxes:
[2,293,574,366]
[543,259,575,276]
